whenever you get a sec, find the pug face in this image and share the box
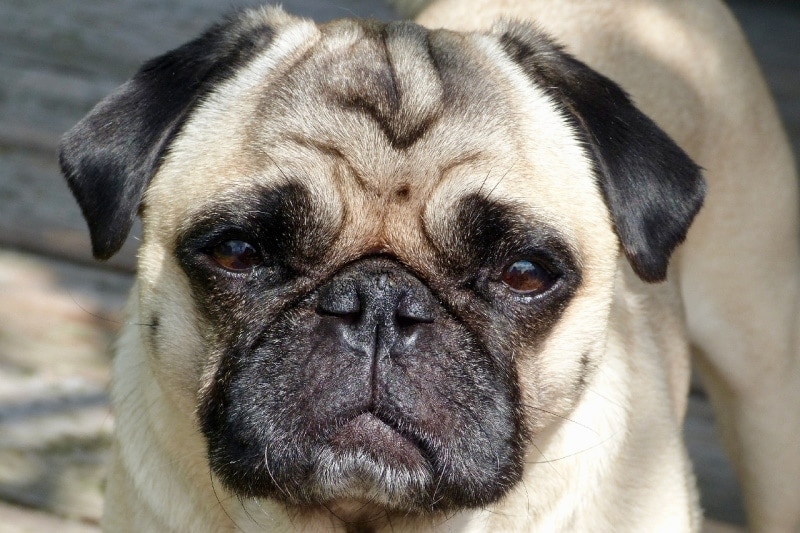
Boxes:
[59,7,703,517]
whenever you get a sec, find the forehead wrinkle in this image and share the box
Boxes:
[437,151,487,185]
[383,21,445,143]
[284,134,375,196]
[315,20,445,151]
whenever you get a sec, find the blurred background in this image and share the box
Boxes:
[0,0,797,530]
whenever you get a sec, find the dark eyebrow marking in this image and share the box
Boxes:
[426,193,581,281]
[177,182,339,267]
[326,21,444,151]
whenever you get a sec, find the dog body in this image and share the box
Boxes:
[59,1,800,532]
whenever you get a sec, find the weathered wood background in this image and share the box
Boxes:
[0,0,797,530]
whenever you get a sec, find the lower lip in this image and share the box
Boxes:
[329,412,426,467]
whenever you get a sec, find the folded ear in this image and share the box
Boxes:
[494,22,705,282]
[59,9,278,260]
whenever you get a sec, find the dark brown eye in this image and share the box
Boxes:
[500,260,556,295]
[210,240,262,272]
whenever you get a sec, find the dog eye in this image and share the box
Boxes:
[210,240,262,272]
[500,259,556,295]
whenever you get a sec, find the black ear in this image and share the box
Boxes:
[495,22,705,282]
[59,9,277,260]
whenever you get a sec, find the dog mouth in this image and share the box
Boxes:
[328,412,428,468]
[303,412,434,510]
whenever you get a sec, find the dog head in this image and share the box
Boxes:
[60,6,703,516]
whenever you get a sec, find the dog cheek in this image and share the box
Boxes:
[137,274,210,418]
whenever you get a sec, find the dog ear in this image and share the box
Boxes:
[59,10,277,260]
[495,22,705,282]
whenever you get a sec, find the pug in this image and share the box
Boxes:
[59,0,800,531]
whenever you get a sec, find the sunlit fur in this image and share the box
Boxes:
[59,1,800,532]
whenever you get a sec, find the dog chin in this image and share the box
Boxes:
[305,413,432,510]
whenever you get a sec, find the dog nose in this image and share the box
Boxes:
[316,259,436,358]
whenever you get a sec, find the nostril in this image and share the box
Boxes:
[395,291,435,327]
[317,279,361,318]
[395,313,430,331]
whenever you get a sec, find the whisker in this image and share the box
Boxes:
[526,429,622,465]
[526,439,567,480]
[210,472,244,531]
[263,442,293,501]
[237,495,261,527]
[521,403,599,436]
[66,289,130,327]
[481,161,516,204]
